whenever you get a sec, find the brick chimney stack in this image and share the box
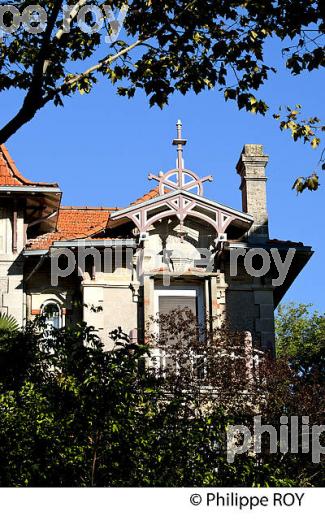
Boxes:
[236,144,269,243]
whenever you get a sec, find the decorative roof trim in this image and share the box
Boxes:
[111,189,253,222]
[227,241,313,252]
[111,189,254,235]
[51,239,137,248]
[23,249,49,256]
[0,186,61,193]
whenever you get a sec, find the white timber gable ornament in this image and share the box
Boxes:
[110,120,253,240]
[148,119,213,197]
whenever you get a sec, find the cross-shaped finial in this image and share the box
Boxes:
[172,119,187,188]
[148,120,213,196]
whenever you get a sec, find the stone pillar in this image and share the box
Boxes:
[143,276,154,338]
[236,144,269,243]
[210,273,227,327]
[0,205,25,326]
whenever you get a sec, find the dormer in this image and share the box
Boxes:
[0,145,61,255]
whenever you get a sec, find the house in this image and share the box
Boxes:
[0,122,313,350]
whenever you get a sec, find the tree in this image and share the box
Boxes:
[0,1,324,190]
[276,302,325,380]
[0,310,324,486]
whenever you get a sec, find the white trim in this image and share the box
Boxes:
[51,239,136,248]
[110,189,254,222]
[154,285,205,326]
[23,249,49,256]
[0,186,61,194]
[41,299,64,328]
[149,285,205,374]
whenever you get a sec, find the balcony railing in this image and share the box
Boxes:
[142,344,264,383]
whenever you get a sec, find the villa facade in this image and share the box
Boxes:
[0,122,312,349]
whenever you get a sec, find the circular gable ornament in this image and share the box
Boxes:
[148,120,213,197]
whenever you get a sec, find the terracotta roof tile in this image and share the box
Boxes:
[26,185,171,250]
[0,145,58,187]
[131,187,160,205]
[3,146,165,251]
[26,207,112,250]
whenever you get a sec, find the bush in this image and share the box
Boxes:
[0,310,323,487]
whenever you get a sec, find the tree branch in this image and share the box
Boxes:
[42,0,89,75]
[55,38,143,96]
[47,0,200,100]
[27,1,64,101]
[0,0,199,143]
[0,1,63,143]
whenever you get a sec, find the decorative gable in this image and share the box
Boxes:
[110,121,253,238]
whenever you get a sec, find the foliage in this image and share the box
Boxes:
[0,309,324,486]
[0,1,324,189]
[0,312,19,334]
[276,302,325,380]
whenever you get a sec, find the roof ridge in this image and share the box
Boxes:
[60,206,119,210]
[130,186,160,206]
[0,144,59,187]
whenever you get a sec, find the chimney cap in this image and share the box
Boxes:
[242,144,265,156]
[236,144,269,174]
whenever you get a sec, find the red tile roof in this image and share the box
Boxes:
[26,207,113,250]
[0,145,58,187]
[25,186,163,251]
[131,187,160,205]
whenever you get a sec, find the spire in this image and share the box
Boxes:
[148,120,213,196]
[172,119,187,187]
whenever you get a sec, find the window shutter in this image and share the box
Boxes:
[159,295,197,316]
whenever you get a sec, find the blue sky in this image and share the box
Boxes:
[1,39,324,311]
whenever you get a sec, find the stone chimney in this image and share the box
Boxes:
[236,144,269,243]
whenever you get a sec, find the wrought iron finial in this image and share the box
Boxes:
[148,121,213,196]
[172,119,187,185]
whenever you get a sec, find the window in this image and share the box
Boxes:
[159,294,197,317]
[42,301,61,329]
[158,290,198,341]
[151,287,205,374]
[155,287,204,324]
